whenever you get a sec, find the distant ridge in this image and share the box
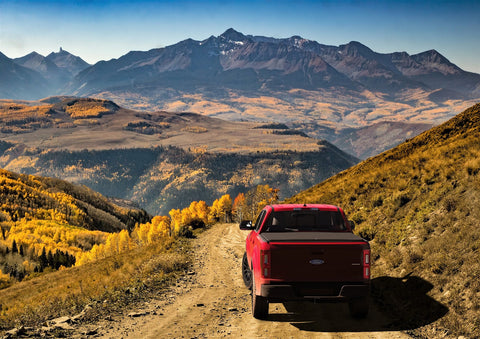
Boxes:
[0,52,48,99]
[2,28,478,101]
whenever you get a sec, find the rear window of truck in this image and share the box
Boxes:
[262,210,346,232]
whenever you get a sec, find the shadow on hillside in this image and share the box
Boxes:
[267,275,448,333]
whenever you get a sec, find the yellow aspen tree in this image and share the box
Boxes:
[89,244,103,261]
[232,193,247,222]
[218,194,232,223]
[194,200,210,224]
[180,207,193,227]
[152,215,171,238]
[169,209,182,234]
[137,223,150,246]
[118,230,131,252]
[75,252,89,266]
[209,198,221,222]
[104,233,119,256]
[158,218,172,238]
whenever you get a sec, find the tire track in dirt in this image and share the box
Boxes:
[94,223,411,338]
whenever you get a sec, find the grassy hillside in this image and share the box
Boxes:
[0,232,188,333]
[287,103,480,338]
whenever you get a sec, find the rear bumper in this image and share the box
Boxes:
[260,282,369,302]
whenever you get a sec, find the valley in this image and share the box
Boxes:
[0,98,356,214]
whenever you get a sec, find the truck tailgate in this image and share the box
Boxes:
[261,232,367,282]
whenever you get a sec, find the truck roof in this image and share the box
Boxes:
[268,204,341,212]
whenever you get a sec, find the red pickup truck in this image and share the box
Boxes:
[240,204,370,319]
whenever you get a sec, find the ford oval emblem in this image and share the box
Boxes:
[309,259,325,265]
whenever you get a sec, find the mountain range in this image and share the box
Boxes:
[67,28,480,98]
[1,29,480,158]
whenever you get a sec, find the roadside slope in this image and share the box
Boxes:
[287,103,480,337]
[91,223,409,338]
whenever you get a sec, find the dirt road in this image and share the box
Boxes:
[93,223,410,338]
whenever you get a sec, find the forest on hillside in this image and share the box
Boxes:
[0,168,150,288]
[2,143,356,214]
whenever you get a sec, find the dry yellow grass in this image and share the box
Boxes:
[0,240,188,331]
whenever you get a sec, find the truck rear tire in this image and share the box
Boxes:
[252,274,268,319]
[348,296,369,318]
[242,252,253,290]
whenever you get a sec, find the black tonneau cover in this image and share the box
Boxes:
[259,232,366,243]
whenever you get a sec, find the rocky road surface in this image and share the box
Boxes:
[85,223,410,338]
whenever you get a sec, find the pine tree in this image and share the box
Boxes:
[47,250,54,269]
[11,239,18,254]
[39,247,48,269]
[54,250,61,270]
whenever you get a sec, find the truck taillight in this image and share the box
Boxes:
[363,249,371,279]
[260,250,270,278]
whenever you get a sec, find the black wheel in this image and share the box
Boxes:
[242,252,253,290]
[348,296,369,318]
[252,274,268,319]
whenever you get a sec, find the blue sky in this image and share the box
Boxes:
[1,0,479,73]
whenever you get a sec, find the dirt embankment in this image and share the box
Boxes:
[86,223,410,338]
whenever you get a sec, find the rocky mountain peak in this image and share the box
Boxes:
[411,49,461,75]
[23,51,43,59]
[46,49,90,76]
[219,28,249,43]
[285,35,312,49]
[14,52,61,76]
[413,49,449,64]
[340,41,376,57]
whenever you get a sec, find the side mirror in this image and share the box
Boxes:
[239,220,253,230]
[348,220,355,231]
